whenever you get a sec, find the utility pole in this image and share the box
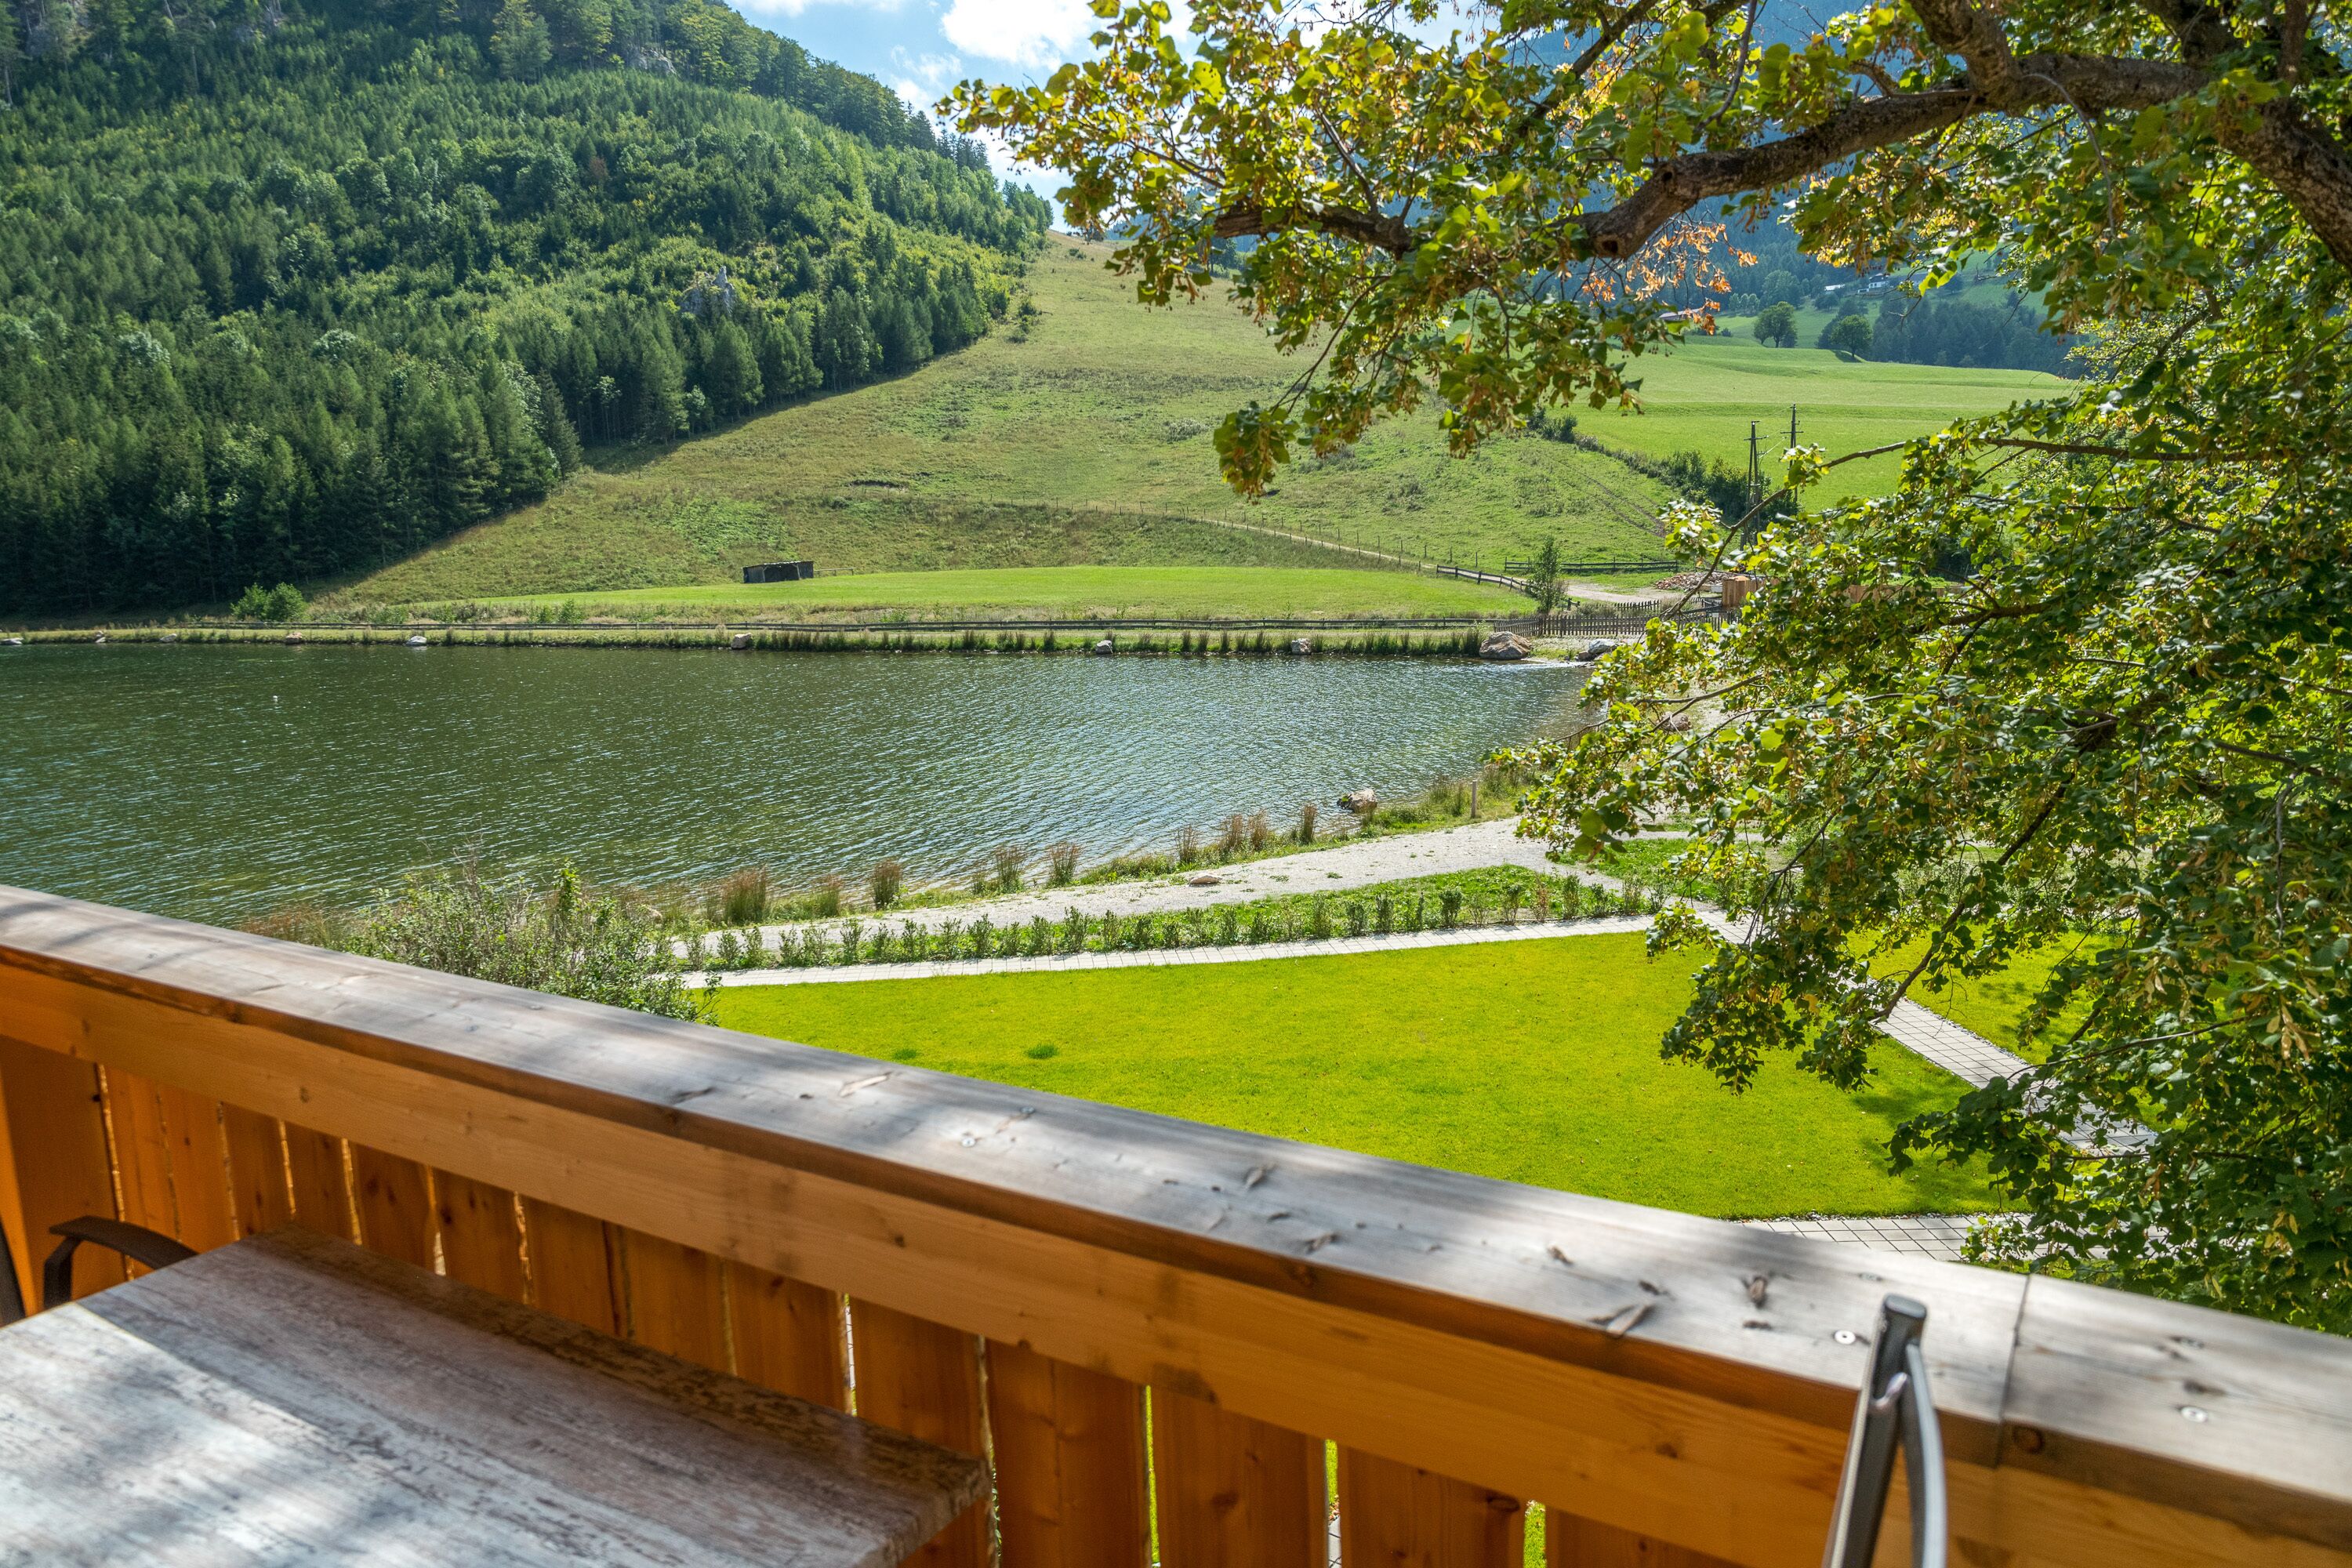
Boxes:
[1746,420,1763,518]
[1789,403,1799,453]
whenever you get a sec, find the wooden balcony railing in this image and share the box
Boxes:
[2,884,2347,1567]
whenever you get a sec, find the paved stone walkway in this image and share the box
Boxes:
[1743,1212,2015,1263]
[1879,999,2033,1087]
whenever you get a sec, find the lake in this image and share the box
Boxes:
[0,644,1593,922]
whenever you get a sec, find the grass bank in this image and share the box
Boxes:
[713,935,1994,1218]
[473,564,1526,622]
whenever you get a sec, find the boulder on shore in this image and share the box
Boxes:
[1339,789,1379,814]
[285,630,303,644]
[1188,873,1221,887]
[1091,637,1115,656]
[406,634,429,647]
[1287,637,1313,655]
[1577,638,1618,662]
[1479,631,1532,662]
[730,632,753,650]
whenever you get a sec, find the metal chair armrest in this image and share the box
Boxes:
[42,1218,198,1311]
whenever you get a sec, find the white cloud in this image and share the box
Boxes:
[731,0,908,19]
[939,0,1100,68]
[891,48,967,111]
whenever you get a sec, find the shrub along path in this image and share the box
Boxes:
[722,816,1610,952]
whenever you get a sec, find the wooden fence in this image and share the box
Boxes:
[2,885,2347,1568]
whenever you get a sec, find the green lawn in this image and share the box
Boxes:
[713,935,1995,1218]
[480,564,1526,622]
[1590,336,2067,498]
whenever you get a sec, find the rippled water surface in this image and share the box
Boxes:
[1,644,1591,920]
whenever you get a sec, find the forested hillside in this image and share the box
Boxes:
[0,0,1051,612]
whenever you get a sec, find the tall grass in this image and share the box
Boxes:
[712,867,771,926]
[869,858,905,909]
[1047,841,1082,885]
[1296,802,1318,844]
[991,844,1028,894]
[1218,813,1250,858]
[811,874,845,919]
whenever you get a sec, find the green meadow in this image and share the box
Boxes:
[713,935,1995,1218]
[1592,335,2068,499]
[477,564,1525,622]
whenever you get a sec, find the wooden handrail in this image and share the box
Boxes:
[0,885,2347,1567]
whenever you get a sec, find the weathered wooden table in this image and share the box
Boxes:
[0,1226,986,1566]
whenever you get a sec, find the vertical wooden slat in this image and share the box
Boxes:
[105,1068,177,1247]
[435,1171,526,1299]
[987,1339,1149,1568]
[521,1197,622,1334]
[852,1298,992,1568]
[729,1261,848,1408]
[1150,1389,1324,1568]
[154,1085,237,1252]
[619,1229,729,1371]
[350,1144,436,1269]
[0,1036,122,1307]
[1338,1448,1522,1566]
[1547,1512,1741,1567]
[219,1105,294,1238]
[282,1121,357,1240]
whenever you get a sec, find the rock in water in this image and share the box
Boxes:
[730,632,753,650]
[1287,637,1313,655]
[1091,638,1115,656]
[1578,639,1617,662]
[1479,631,1533,661]
[285,630,303,644]
[406,634,429,647]
[1339,789,1380,814]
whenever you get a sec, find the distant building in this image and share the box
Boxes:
[744,561,815,583]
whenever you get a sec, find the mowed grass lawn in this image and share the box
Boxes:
[1592,336,2067,498]
[713,935,1996,1218]
[485,564,1527,621]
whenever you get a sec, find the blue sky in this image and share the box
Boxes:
[726,0,1103,201]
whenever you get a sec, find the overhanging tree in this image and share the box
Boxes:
[957,0,2352,1327]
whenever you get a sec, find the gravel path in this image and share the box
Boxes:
[721,817,1620,952]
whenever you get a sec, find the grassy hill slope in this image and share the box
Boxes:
[346,243,2081,615]
[345,243,1678,606]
